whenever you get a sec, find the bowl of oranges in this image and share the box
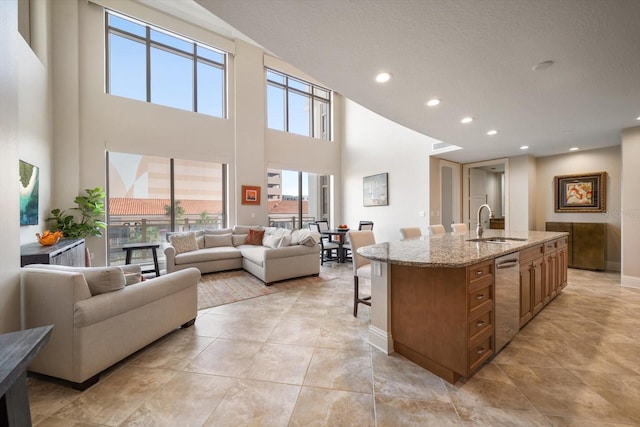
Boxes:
[36,230,63,246]
[337,224,349,232]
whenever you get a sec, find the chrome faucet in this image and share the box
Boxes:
[476,203,495,238]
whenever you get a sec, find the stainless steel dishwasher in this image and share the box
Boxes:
[494,252,520,353]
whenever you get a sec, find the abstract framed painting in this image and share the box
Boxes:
[19,160,39,225]
[241,185,261,205]
[363,173,388,207]
[554,171,606,213]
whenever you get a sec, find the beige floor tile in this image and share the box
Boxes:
[27,377,82,418]
[492,335,564,368]
[317,318,370,351]
[51,366,176,426]
[242,342,314,385]
[372,351,451,402]
[266,317,322,346]
[120,372,234,426]
[216,314,281,342]
[184,338,261,377]
[289,387,374,427]
[33,416,104,427]
[375,395,461,426]
[544,415,638,427]
[203,379,299,427]
[455,406,550,426]
[128,331,215,370]
[303,347,373,393]
[572,369,640,424]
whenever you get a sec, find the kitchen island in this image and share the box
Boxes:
[357,229,569,383]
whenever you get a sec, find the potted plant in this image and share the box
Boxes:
[48,187,107,265]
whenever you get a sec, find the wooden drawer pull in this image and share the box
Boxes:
[475,346,486,355]
[475,320,485,328]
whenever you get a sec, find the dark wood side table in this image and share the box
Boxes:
[0,325,53,427]
[122,243,161,277]
[321,229,350,263]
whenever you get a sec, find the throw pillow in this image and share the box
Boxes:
[245,229,265,245]
[123,272,142,286]
[81,267,127,296]
[279,233,292,247]
[290,229,301,245]
[262,235,282,249]
[196,235,205,250]
[169,232,199,254]
[205,233,233,248]
[232,234,248,246]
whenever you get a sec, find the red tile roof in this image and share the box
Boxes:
[109,198,222,216]
[267,200,308,214]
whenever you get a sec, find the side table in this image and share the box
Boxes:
[122,243,161,277]
[0,325,53,426]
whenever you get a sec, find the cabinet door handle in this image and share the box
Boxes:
[476,270,483,276]
[475,320,485,328]
[475,294,485,301]
[476,346,486,355]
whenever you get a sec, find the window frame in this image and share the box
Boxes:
[266,68,332,141]
[105,10,227,118]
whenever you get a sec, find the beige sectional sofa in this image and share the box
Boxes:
[165,225,321,284]
[21,264,200,389]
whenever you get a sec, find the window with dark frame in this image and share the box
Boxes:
[266,68,332,141]
[105,10,226,118]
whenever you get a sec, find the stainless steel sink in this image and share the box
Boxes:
[466,237,528,244]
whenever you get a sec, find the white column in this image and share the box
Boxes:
[368,261,394,353]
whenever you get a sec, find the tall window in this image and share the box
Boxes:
[107,152,227,267]
[106,10,226,118]
[266,69,331,141]
[267,168,330,229]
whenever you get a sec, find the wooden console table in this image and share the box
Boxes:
[21,239,85,267]
[0,326,53,426]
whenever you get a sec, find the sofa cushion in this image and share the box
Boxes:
[169,232,199,254]
[205,233,233,248]
[245,229,265,245]
[174,247,242,265]
[262,235,282,249]
[24,264,127,296]
[232,234,248,246]
[233,225,262,235]
[239,246,266,266]
[204,228,232,235]
[196,235,205,249]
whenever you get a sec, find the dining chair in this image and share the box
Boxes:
[309,222,339,265]
[347,230,375,317]
[400,227,422,239]
[358,221,374,231]
[451,223,468,233]
[428,224,446,235]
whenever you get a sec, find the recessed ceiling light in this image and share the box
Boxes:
[520,145,529,150]
[375,72,392,83]
[532,60,554,71]
[426,98,440,107]
[487,130,498,136]
[461,117,473,124]
[569,147,579,151]
[636,116,640,121]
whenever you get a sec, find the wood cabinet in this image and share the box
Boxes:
[545,222,607,270]
[21,239,86,267]
[390,259,494,384]
[519,237,568,329]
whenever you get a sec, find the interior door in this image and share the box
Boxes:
[469,168,488,231]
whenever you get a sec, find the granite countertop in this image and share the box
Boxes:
[357,230,569,268]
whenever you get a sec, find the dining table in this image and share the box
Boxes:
[320,228,350,263]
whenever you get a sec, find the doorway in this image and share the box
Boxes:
[439,160,461,231]
[463,159,509,232]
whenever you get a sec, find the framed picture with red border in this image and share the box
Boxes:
[241,185,261,205]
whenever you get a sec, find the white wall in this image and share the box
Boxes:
[508,155,534,232]
[535,145,621,271]
[621,127,640,285]
[1,0,53,333]
[342,100,434,243]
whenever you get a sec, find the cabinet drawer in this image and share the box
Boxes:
[468,335,493,373]
[520,245,543,264]
[556,237,568,248]
[468,262,493,284]
[468,284,493,313]
[468,309,492,343]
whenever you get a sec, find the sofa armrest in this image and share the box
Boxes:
[164,245,177,273]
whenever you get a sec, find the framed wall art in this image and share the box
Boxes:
[241,185,261,205]
[363,173,388,207]
[554,171,606,213]
[19,160,39,225]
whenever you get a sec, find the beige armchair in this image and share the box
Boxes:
[21,264,200,389]
[428,224,446,235]
[400,227,422,239]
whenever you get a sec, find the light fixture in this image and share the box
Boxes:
[461,117,473,124]
[375,72,392,83]
[520,145,529,150]
[636,116,640,121]
[487,130,498,136]
[426,98,440,107]
[532,60,554,71]
[569,147,579,151]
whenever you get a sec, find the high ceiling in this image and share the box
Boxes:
[145,0,640,164]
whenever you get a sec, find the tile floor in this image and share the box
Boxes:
[27,264,640,426]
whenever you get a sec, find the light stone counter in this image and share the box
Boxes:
[357,229,568,267]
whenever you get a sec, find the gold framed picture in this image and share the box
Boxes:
[554,172,606,213]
